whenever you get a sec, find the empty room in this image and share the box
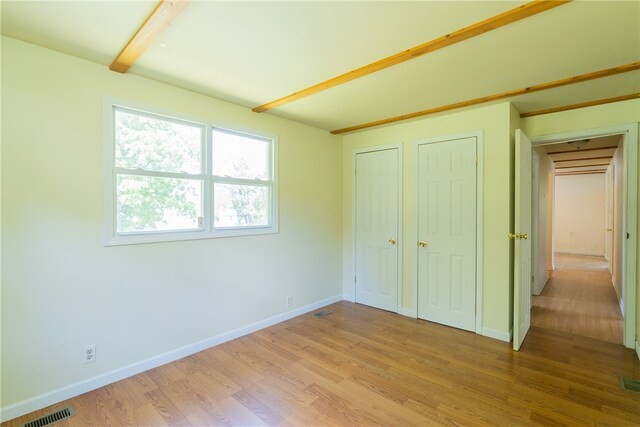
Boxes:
[2,1,640,426]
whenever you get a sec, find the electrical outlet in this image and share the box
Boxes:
[286,296,293,307]
[83,344,96,364]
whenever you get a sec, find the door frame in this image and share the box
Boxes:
[530,124,637,349]
[531,150,540,296]
[605,163,614,269]
[351,144,403,313]
[412,131,484,334]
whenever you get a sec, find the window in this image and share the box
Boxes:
[212,129,272,228]
[104,100,277,245]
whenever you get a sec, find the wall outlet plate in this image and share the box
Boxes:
[83,344,96,364]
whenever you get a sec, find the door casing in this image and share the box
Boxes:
[528,124,637,349]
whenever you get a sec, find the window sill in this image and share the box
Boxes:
[104,226,278,246]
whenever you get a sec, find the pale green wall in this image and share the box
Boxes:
[342,103,513,338]
[1,37,343,407]
[3,32,639,414]
[521,98,640,348]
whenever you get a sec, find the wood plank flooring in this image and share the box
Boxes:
[4,301,640,426]
[532,253,623,344]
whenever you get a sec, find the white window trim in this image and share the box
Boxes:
[103,97,278,246]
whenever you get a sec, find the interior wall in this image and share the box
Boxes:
[548,167,555,271]
[521,98,640,348]
[532,147,552,294]
[342,102,514,339]
[554,174,606,256]
[612,140,625,302]
[1,37,343,409]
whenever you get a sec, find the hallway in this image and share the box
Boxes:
[531,253,623,344]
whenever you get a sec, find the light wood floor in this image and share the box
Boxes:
[532,253,623,344]
[5,301,640,426]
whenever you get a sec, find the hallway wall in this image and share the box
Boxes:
[554,174,606,256]
[532,147,553,294]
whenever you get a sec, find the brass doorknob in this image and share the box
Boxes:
[388,238,397,245]
[508,233,528,240]
[418,241,428,248]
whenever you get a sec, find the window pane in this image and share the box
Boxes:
[214,183,269,228]
[115,108,202,174]
[117,175,202,232]
[212,129,270,180]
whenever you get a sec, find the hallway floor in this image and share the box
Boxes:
[531,253,623,344]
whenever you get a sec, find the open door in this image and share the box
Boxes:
[513,129,532,351]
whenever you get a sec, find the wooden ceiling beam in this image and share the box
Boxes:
[252,0,570,113]
[553,156,612,163]
[546,146,618,155]
[556,170,606,176]
[555,163,610,169]
[520,93,640,118]
[331,62,640,134]
[110,0,188,73]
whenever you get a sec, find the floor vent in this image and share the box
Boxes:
[620,376,640,393]
[313,310,332,318]
[22,406,75,427]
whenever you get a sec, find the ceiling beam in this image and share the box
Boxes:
[556,170,606,176]
[520,93,640,118]
[555,163,610,169]
[553,156,612,163]
[331,62,640,134]
[547,146,618,155]
[252,0,570,113]
[109,0,188,73]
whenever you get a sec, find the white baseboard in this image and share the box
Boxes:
[636,341,640,361]
[611,276,623,313]
[0,294,343,423]
[539,271,550,293]
[400,308,417,318]
[482,327,512,342]
[533,271,550,295]
[342,293,355,302]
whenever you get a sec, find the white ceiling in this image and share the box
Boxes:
[2,1,639,132]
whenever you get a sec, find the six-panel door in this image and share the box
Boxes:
[355,149,400,312]
[417,137,477,331]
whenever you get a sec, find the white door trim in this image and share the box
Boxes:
[351,144,403,314]
[530,123,637,349]
[412,131,484,334]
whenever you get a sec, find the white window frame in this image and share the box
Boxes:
[103,97,278,246]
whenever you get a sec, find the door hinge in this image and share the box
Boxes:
[627,232,630,239]
[354,276,357,283]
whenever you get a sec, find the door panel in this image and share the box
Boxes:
[417,137,477,331]
[513,129,532,351]
[355,149,399,312]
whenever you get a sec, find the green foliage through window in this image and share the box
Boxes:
[109,105,275,240]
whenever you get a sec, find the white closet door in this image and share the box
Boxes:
[417,137,477,331]
[355,149,399,312]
